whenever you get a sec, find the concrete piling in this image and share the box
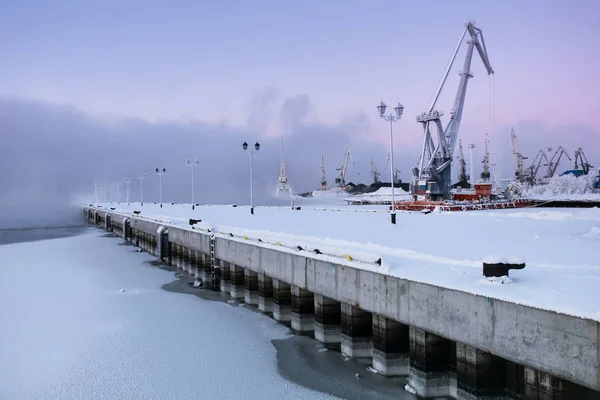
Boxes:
[341,304,373,359]
[456,343,505,399]
[272,279,291,323]
[219,260,230,293]
[291,286,314,334]
[372,315,409,376]
[230,264,245,299]
[244,269,259,305]
[258,272,273,313]
[409,326,456,399]
[314,294,341,347]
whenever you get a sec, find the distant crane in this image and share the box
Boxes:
[412,21,494,199]
[467,144,476,184]
[457,139,468,183]
[276,137,292,195]
[370,158,381,184]
[335,148,354,188]
[509,127,528,182]
[384,154,400,184]
[526,149,551,184]
[544,146,571,179]
[481,134,491,181]
[573,147,592,175]
[320,154,327,190]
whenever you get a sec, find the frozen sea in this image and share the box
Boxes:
[0,228,414,400]
[0,228,337,399]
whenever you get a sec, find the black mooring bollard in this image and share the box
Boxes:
[483,262,525,278]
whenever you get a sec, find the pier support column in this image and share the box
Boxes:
[171,243,179,269]
[314,294,341,347]
[190,251,198,276]
[372,315,409,376]
[409,326,455,399]
[524,366,597,400]
[210,255,220,291]
[151,235,157,256]
[272,279,291,323]
[341,304,372,358]
[291,286,314,333]
[244,269,259,305]
[258,272,273,313]
[219,260,230,293]
[229,264,245,299]
[201,254,212,289]
[456,343,505,399]
[181,246,189,272]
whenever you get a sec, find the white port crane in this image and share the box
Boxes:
[413,21,494,199]
[320,154,327,190]
[370,158,381,184]
[509,127,529,182]
[481,134,491,181]
[276,137,292,195]
[335,148,354,188]
[384,154,400,184]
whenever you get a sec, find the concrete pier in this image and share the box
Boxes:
[84,207,600,398]
[272,279,291,323]
[341,304,372,359]
[314,294,341,347]
[291,286,314,333]
[409,327,456,398]
[258,272,273,313]
[244,269,259,305]
[372,315,409,376]
[230,264,245,299]
[219,260,230,293]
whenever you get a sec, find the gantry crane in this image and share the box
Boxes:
[370,158,381,184]
[526,148,551,185]
[544,146,571,179]
[573,147,593,175]
[412,21,494,200]
[335,148,354,188]
[320,154,327,190]
[509,127,529,182]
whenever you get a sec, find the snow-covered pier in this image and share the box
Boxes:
[83,203,600,399]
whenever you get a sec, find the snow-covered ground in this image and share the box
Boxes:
[92,202,600,322]
[0,230,338,400]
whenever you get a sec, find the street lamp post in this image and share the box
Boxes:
[186,159,200,205]
[124,178,132,203]
[377,101,404,224]
[156,168,166,206]
[137,174,146,205]
[242,141,260,215]
[114,180,121,203]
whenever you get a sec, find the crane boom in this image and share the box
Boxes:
[412,21,494,200]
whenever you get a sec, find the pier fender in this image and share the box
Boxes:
[105,214,112,232]
[157,226,169,262]
[94,210,100,225]
[461,205,467,211]
[123,218,130,241]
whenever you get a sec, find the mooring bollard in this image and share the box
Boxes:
[482,261,525,277]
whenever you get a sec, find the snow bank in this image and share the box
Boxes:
[525,173,599,199]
